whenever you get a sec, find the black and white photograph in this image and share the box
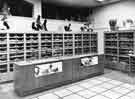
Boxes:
[0,0,135,99]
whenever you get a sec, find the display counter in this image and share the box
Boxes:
[14,54,104,96]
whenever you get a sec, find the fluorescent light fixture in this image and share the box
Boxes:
[96,0,105,2]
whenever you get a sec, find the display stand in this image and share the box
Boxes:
[14,54,104,96]
[0,31,97,83]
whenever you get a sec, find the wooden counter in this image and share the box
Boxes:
[14,54,104,96]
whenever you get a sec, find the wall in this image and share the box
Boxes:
[91,0,135,54]
[25,0,42,17]
[0,15,83,32]
[92,0,135,28]
[0,0,83,32]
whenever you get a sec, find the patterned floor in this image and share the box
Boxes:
[0,69,135,99]
[30,76,135,99]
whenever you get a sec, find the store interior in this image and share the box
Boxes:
[0,0,135,99]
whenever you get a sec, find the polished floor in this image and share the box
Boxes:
[0,69,135,99]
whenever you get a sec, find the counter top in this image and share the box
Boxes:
[14,53,99,66]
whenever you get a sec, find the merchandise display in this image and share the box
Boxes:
[0,31,97,82]
[14,54,104,96]
[104,30,135,74]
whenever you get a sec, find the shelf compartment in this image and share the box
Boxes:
[52,49,63,57]
[119,41,133,49]
[53,34,63,41]
[64,34,73,40]
[41,33,52,41]
[119,49,131,56]
[119,56,129,64]
[26,52,39,60]
[75,34,82,40]
[83,47,90,54]
[75,48,82,55]
[0,54,7,63]
[83,34,90,40]
[0,39,7,44]
[9,63,16,72]
[91,34,97,40]
[118,32,133,41]
[75,41,82,47]
[0,47,7,53]
[0,33,7,38]
[53,42,63,49]
[91,47,97,53]
[104,48,118,55]
[41,51,52,58]
[105,41,117,48]
[83,41,90,47]
[104,33,117,40]
[9,33,24,43]
[0,64,8,73]
[64,49,73,56]
[91,41,97,47]
[104,55,118,63]
[64,42,73,48]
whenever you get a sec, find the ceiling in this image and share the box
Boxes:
[42,0,121,7]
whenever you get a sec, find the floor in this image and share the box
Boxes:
[0,69,135,99]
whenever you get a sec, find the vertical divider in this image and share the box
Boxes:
[38,32,41,59]
[117,32,119,63]
[24,33,26,61]
[82,32,83,54]
[96,32,98,53]
[90,32,91,53]
[63,32,65,56]
[52,32,54,57]
[73,33,75,56]
[7,33,10,73]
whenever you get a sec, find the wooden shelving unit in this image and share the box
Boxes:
[0,31,97,82]
[104,30,135,73]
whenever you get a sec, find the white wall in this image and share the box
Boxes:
[91,0,135,54]
[0,15,83,32]
[25,0,42,17]
[0,0,83,32]
[92,0,135,28]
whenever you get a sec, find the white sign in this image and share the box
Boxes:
[81,56,98,66]
[35,62,62,77]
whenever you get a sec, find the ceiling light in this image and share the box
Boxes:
[96,0,105,2]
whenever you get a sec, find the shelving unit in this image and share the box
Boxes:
[75,33,83,55]
[0,31,97,82]
[64,33,73,56]
[41,33,52,58]
[0,33,7,74]
[130,55,135,75]
[104,30,135,73]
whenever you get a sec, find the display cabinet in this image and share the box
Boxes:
[0,31,97,82]
[129,55,135,75]
[0,33,7,74]
[64,33,73,56]
[104,30,135,73]
[41,33,52,58]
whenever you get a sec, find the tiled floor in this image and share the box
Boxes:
[29,76,135,99]
[0,69,135,99]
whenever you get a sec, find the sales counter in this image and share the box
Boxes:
[14,54,104,96]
